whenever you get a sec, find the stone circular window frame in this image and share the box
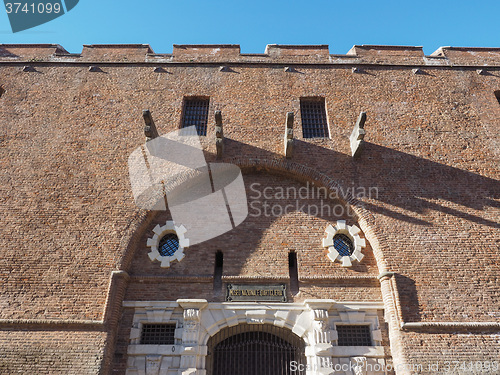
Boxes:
[322,220,366,267]
[146,221,190,268]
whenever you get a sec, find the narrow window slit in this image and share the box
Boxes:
[289,252,299,295]
[214,251,223,294]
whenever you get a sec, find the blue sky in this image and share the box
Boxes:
[1,0,499,55]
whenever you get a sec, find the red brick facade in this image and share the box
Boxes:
[0,43,498,374]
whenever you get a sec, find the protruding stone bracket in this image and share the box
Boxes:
[88,65,102,72]
[352,67,361,73]
[215,110,224,159]
[412,68,424,75]
[477,69,489,75]
[143,109,159,142]
[153,66,169,73]
[284,112,294,159]
[350,112,367,158]
[22,65,35,72]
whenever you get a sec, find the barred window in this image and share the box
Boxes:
[333,234,354,257]
[182,97,209,136]
[158,233,179,257]
[140,323,176,345]
[336,325,372,346]
[300,98,329,138]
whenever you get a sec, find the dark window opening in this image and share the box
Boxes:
[158,233,179,257]
[333,234,354,256]
[207,324,306,375]
[0,87,4,98]
[288,252,299,295]
[214,251,223,294]
[182,97,209,136]
[300,97,329,138]
[495,90,500,105]
[337,325,372,346]
[140,323,176,345]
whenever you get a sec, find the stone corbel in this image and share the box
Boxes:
[349,112,366,158]
[215,110,223,159]
[284,112,294,158]
[143,109,159,142]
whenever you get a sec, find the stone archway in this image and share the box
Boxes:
[206,323,306,375]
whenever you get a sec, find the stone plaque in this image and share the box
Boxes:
[226,284,287,302]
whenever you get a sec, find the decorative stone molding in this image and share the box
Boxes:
[146,221,189,268]
[124,300,386,375]
[146,355,162,375]
[351,356,367,375]
[182,309,201,344]
[310,308,334,373]
[322,220,366,267]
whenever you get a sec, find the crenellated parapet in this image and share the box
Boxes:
[1,43,499,66]
[431,46,500,66]
[0,43,68,60]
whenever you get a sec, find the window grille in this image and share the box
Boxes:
[182,97,209,136]
[300,98,328,138]
[207,323,306,375]
[140,323,176,345]
[336,325,372,346]
[333,234,354,256]
[158,233,179,257]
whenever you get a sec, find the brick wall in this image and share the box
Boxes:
[0,331,106,374]
[0,43,498,374]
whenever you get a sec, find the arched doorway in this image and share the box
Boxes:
[206,323,306,375]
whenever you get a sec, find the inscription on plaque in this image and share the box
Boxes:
[226,284,287,302]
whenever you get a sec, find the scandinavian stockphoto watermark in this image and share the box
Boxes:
[128,125,378,245]
[128,126,248,246]
[4,0,79,33]
[290,360,500,373]
[248,182,378,218]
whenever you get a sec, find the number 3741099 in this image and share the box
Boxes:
[5,2,62,14]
